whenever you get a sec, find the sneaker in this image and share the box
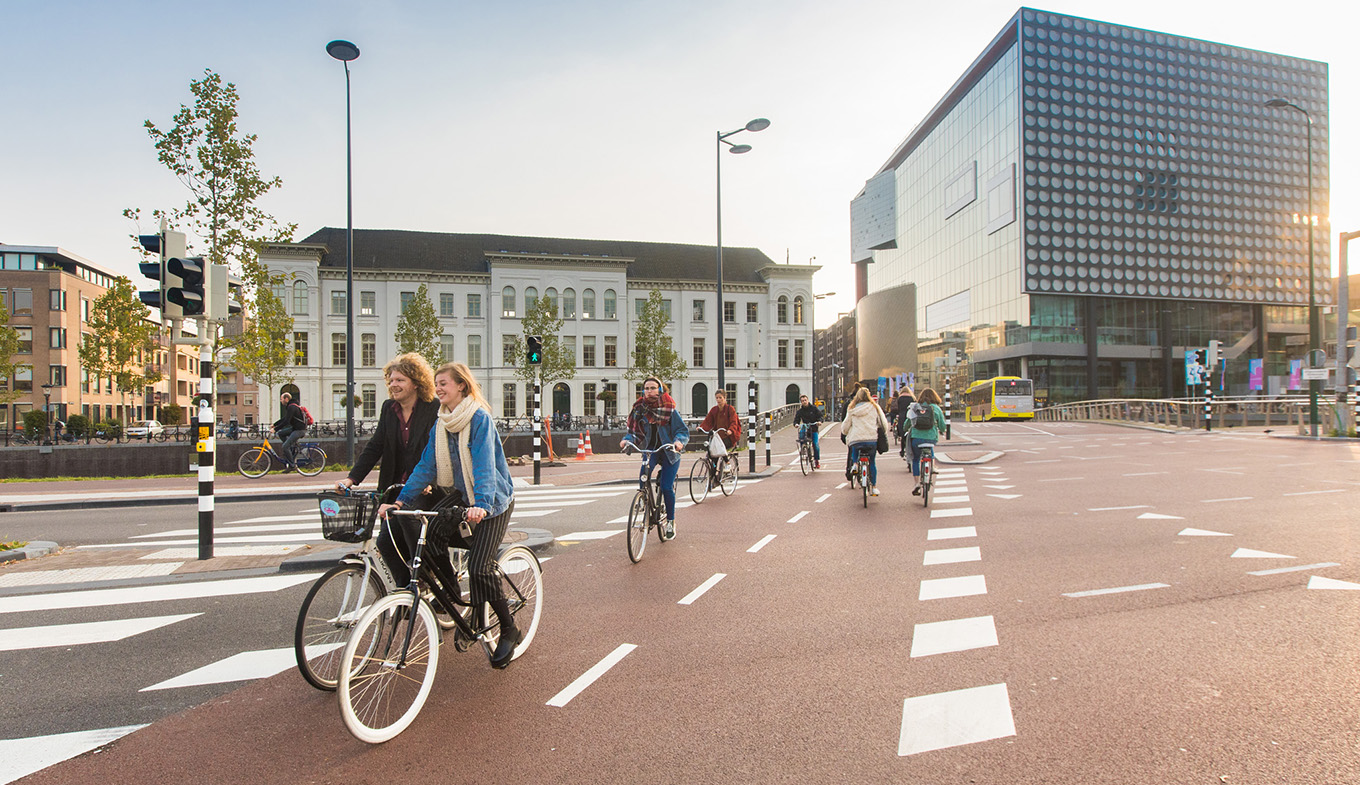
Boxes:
[814,461,820,469]
[663,520,676,539]
[870,487,880,497]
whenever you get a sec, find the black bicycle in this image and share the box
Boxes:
[688,428,738,504]
[797,423,819,476]
[623,443,679,563]
[336,505,543,743]
[918,443,935,508]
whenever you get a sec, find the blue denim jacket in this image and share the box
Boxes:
[622,410,690,466]
[398,408,514,516]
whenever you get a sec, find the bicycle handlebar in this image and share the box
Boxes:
[698,427,731,435]
[386,506,468,521]
[621,442,679,456]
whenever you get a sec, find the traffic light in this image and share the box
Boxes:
[136,230,186,316]
[526,335,543,365]
[946,348,962,366]
[208,265,243,321]
[166,256,207,317]
[1206,339,1222,367]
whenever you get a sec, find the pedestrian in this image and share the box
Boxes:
[377,362,521,669]
[907,388,947,495]
[839,387,890,495]
[272,392,306,468]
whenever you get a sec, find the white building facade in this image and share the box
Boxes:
[258,229,818,424]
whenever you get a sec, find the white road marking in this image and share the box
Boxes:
[0,614,201,652]
[930,507,974,519]
[836,482,848,490]
[923,547,981,566]
[1089,505,1150,511]
[1025,460,1061,464]
[787,511,809,523]
[927,527,977,540]
[1039,477,1084,483]
[1063,583,1170,598]
[981,484,1015,490]
[919,575,987,600]
[557,530,623,541]
[140,546,304,559]
[898,683,1015,756]
[1308,576,1360,590]
[142,646,302,691]
[910,616,998,658]
[931,495,971,504]
[1232,548,1294,559]
[82,533,326,548]
[227,514,315,525]
[546,644,638,707]
[133,522,315,538]
[0,725,148,785]
[1123,472,1168,477]
[0,563,182,587]
[1202,497,1254,503]
[987,494,1022,500]
[1137,513,1184,520]
[1177,528,1232,537]
[747,535,776,553]
[1249,562,1341,576]
[815,493,832,503]
[0,574,317,616]
[1282,489,1347,497]
[934,479,969,487]
[678,573,727,605]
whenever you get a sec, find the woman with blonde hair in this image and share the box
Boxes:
[378,362,521,668]
[839,387,890,495]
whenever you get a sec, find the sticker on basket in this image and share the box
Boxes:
[320,499,342,517]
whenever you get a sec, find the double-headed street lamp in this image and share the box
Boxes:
[1265,98,1320,436]
[327,39,360,462]
[716,117,770,392]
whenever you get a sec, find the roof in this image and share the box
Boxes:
[298,228,779,284]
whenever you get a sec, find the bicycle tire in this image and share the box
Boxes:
[688,457,711,505]
[338,592,439,744]
[237,448,271,478]
[295,446,327,477]
[719,455,738,496]
[655,482,674,543]
[922,458,932,508]
[295,562,388,691]
[799,444,811,476]
[863,473,869,507]
[493,545,543,663]
[626,490,648,563]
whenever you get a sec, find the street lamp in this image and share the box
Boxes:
[40,383,54,443]
[716,117,770,392]
[327,38,360,462]
[825,361,842,419]
[1265,98,1319,436]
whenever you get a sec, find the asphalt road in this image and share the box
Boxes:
[5,423,1358,784]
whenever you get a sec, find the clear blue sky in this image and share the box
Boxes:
[2,0,1353,327]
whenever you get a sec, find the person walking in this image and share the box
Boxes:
[621,377,689,539]
[378,362,520,669]
[907,388,947,495]
[839,387,889,495]
[272,392,306,469]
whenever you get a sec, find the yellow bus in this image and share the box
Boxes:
[963,377,1036,421]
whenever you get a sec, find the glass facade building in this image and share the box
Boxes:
[852,8,1330,403]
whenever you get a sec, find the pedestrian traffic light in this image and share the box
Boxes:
[526,335,543,365]
[166,256,207,317]
[136,229,186,316]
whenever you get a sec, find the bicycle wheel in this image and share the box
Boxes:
[493,546,543,663]
[720,455,738,496]
[237,448,271,478]
[295,446,327,477]
[861,461,870,508]
[688,457,711,504]
[295,562,388,691]
[338,592,439,744]
[922,460,932,508]
[626,490,648,563]
[655,483,675,543]
[799,444,811,476]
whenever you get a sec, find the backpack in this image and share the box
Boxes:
[912,403,935,432]
[300,406,314,426]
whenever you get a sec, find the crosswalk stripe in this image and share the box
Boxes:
[0,614,201,652]
[132,523,316,538]
[0,574,317,615]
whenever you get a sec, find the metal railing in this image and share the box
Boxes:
[1034,396,1355,435]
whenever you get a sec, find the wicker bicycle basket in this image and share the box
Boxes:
[316,491,378,543]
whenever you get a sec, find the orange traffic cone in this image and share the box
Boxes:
[575,433,586,461]
[583,429,594,457]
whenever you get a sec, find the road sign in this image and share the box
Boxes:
[1302,367,1330,381]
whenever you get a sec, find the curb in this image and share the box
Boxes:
[0,489,327,514]
[276,527,558,574]
[0,540,58,563]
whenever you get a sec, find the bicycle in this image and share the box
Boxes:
[918,443,935,508]
[797,423,819,476]
[848,446,873,508]
[336,505,543,743]
[624,443,679,563]
[296,487,471,691]
[689,428,738,504]
[237,433,326,478]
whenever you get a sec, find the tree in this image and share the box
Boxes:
[627,289,688,384]
[0,304,19,405]
[394,284,442,368]
[227,281,294,405]
[512,296,575,388]
[78,278,163,423]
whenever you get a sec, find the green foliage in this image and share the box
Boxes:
[97,420,124,439]
[394,284,442,369]
[512,296,575,387]
[626,288,688,384]
[0,540,27,552]
[224,271,294,403]
[161,402,184,426]
[78,278,163,422]
[0,304,19,405]
[65,414,91,438]
[23,410,48,440]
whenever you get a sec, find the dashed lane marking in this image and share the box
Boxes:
[927,526,977,540]
[815,493,832,503]
[0,614,201,652]
[546,644,638,708]
[923,547,981,566]
[898,683,1015,756]
[747,535,776,553]
[1282,489,1347,497]
[787,511,809,523]
[1063,583,1170,598]
[919,575,987,600]
[1202,497,1253,503]
[909,616,998,658]
[678,573,727,605]
[1249,562,1341,576]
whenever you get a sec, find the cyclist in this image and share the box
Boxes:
[839,387,889,496]
[907,388,947,495]
[377,362,520,669]
[793,393,823,468]
[621,376,689,539]
[272,392,306,469]
[699,389,742,452]
[893,387,916,457]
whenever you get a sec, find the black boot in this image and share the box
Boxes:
[489,599,522,669]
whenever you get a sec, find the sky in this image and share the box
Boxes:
[2,0,1355,328]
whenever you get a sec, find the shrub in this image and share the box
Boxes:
[162,403,183,426]
[97,420,123,438]
[23,410,48,440]
[65,414,91,438]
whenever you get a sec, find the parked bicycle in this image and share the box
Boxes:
[237,434,326,478]
[849,448,874,508]
[797,424,818,476]
[336,505,543,743]
[688,428,738,504]
[917,443,935,507]
[623,443,679,563]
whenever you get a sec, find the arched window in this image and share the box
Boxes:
[293,281,309,315]
[691,383,708,418]
[777,295,789,324]
[525,286,539,312]
[562,288,576,318]
[793,295,805,324]
[544,287,558,315]
[603,289,617,319]
[502,286,516,318]
[785,384,801,405]
[581,288,596,319]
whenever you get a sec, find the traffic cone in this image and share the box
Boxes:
[575,433,586,461]
[583,429,594,457]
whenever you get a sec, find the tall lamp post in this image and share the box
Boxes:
[1265,99,1319,436]
[41,383,54,443]
[716,117,770,393]
[327,39,360,462]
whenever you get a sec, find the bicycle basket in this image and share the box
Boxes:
[317,491,378,543]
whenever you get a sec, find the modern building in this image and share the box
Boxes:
[257,229,818,424]
[850,7,1330,403]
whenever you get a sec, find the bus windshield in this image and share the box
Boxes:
[994,379,1033,396]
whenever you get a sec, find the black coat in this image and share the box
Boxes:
[348,398,441,493]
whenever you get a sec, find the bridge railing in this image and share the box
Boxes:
[1034,396,1354,435]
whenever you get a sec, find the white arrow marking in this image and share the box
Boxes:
[1178,528,1232,537]
[1308,576,1360,590]
[1231,548,1294,559]
[987,494,1022,500]
[1137,513,1184,520]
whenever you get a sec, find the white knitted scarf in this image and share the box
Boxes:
[435,397,480,499]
